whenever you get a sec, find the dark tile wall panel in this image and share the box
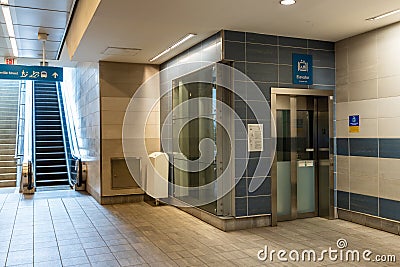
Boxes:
[337,190,350,210]
[223,30,335,217]
[350,193,378,216]
[380,198,400,221]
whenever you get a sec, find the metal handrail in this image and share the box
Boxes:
[55,82,73,187]
[14,81,26,160]
[30,81,35,190]
[56,82,81,187]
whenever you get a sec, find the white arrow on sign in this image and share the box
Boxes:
[52,72,59,79]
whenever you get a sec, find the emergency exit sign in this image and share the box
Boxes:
[5,58,14,65]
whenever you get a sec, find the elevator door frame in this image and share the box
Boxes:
[270,88,335,226]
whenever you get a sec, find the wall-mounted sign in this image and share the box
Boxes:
[292,53,313,85]
[0,64,63,82]
[5,58,15,65]
[349,115,360,133]
[248,124,263,152]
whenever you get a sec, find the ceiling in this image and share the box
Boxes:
[1,0,400,65]
[0,0,74,63]
[68,0,400,64]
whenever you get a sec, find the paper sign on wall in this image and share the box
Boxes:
[349,115,360,133]
[248,124,263,152]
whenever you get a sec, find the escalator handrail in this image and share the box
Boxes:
[56,81,82,187]
[14,81,26,160]
[55,82,73,187]
[30,81,35,189]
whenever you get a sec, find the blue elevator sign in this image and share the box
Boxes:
[292,54,313,85]
[0,64,63,82]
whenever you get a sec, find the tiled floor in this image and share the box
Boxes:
[0,190,399,266]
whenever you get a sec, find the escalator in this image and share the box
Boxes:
[33,81,69,187]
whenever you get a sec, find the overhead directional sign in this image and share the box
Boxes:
[0,64,63,82]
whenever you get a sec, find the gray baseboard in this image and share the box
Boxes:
[338,209,400,235]
[180,206,271,231]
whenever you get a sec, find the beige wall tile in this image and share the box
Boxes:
[378,75,400,98]
[349,156,379,196]
[378,117,400,138]
[378,96,400,118]
[337,172,349,192]
[348,118,377,138]
[348,79,378,101]
[348,66,377,83]
[347,99,378,119]
[101,97,130,111]
[336,102,348,121]
[348,32,377,72]
[350,175,379,197]
[336,84,349,103]
[336,120,348,138]
[379,158,400,201]
[350,156,378,179]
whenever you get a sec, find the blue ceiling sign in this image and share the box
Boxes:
[292,53,313,85]
[0,64,63,82]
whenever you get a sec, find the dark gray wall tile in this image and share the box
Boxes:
[248,196,271,215]
[233,61,246,75]
[337,190,350,209]
[235,197,247,216]
[380,198,400,221]
[246,32,277,45]
[310,50,335,68]
[235,159,247,178]
[235,178,247,197]
[379,139,400,159]
[279,36,307,48]
[246,63,278,83]
[224,30,245,42]
[349,138,378,157]
[225,41,245,61]
[278,46,307,65]
[350,193,378,216]
[308,40,334,51]
[248,177,271,196]
[313,68,335,85]
[279,65,292,84]
[246,43,278,64]
[337,138,349,156]
[234,100,247,120]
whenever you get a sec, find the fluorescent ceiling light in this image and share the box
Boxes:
[1,0,18,57]
[367,9,400,21]
[150,34,196,62]
[280,0,296,6]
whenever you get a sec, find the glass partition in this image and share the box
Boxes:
[171,64,232,215]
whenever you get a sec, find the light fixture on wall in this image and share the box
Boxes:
[149,34,196,62]
[280,0,296,6]
[367,9,400,21]
[1,0,18,57]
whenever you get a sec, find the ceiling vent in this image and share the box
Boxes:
[103,47,141,56]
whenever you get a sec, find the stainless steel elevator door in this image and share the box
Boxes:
[274,92,332,222]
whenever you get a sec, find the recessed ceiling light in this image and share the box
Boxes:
[149,34,196,62]
[280,0,296,6]
[367,9,400,21]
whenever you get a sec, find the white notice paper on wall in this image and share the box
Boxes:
[248,124,263,152]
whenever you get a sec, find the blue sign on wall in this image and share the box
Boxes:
[349,115,360,133]
[349,115,360,127]
[292,53,313,85]
[0,64,63,82]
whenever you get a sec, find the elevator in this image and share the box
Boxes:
[271,88,334,224]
